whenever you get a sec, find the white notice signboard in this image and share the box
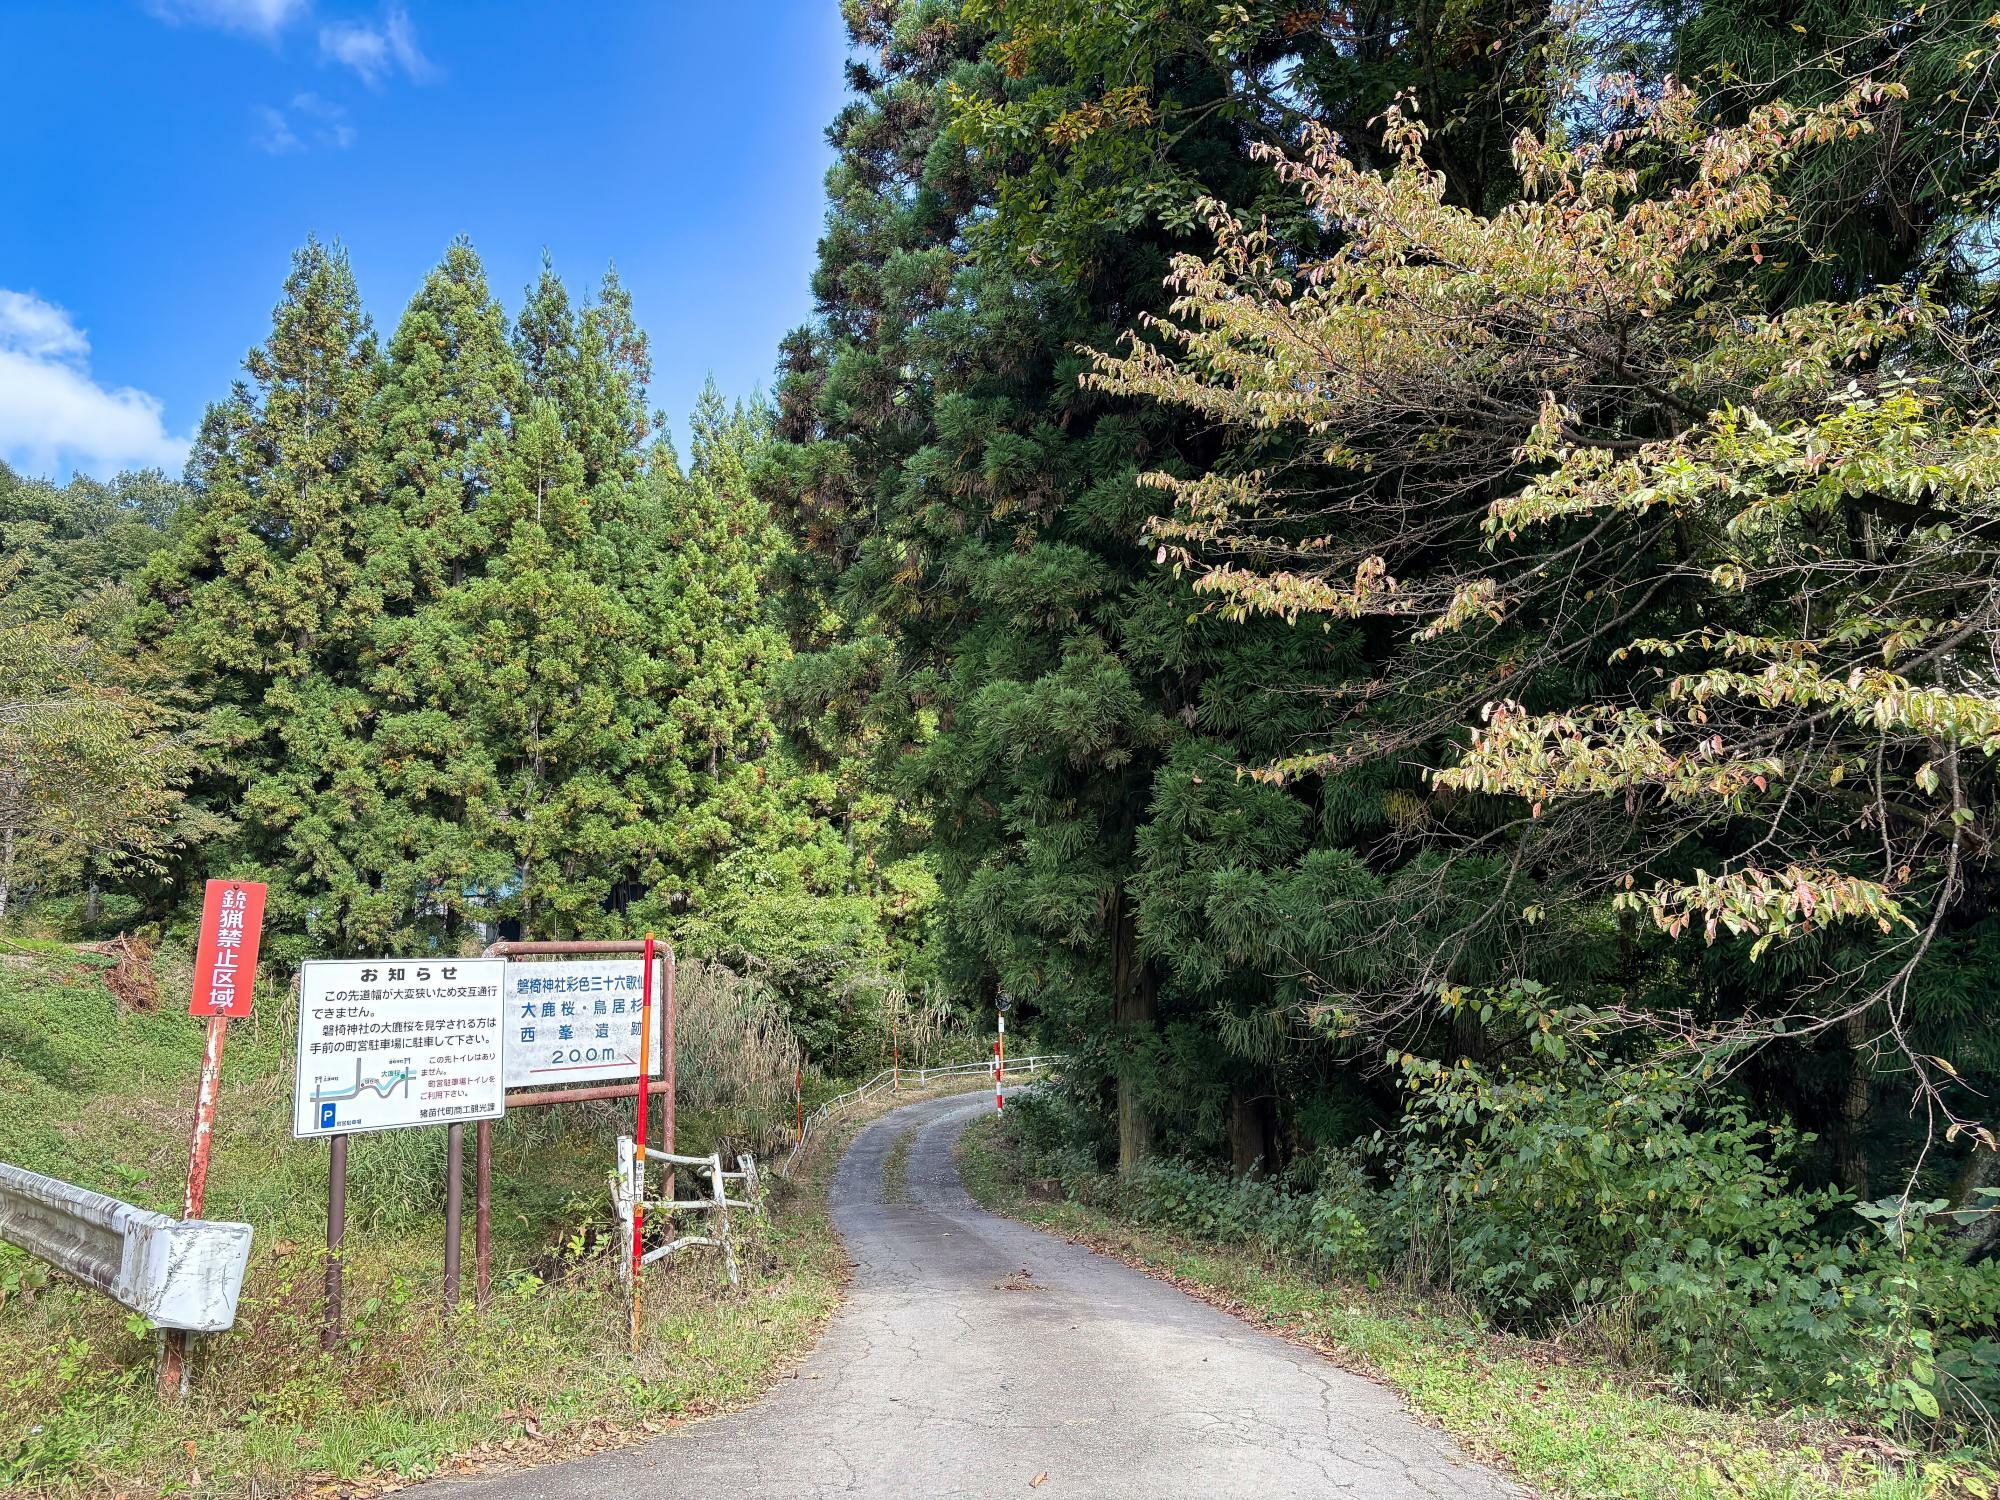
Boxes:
[293,958,506,1137]
[503,959,665,1089]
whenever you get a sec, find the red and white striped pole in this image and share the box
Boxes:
[630,932,655,1355]
[994,1012,1005,1113]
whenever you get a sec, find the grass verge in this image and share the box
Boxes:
[955,1116,1994,1500]
[0,947,848,1499]
[0,944,1010,1500]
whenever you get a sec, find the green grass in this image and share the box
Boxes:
[880,1125,917,1204]
[956,1118,1995,1500]
[0,946,847,1498]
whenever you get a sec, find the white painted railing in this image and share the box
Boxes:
[615,1141,760,1287]
[780,1055,1063,1176]
[0,1160,253,1333]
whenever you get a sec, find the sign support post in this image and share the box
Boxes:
[443,1122,464,1308]
[474,1120,493,1308]
[161,878,265,1397]
[323,1134,347,1350]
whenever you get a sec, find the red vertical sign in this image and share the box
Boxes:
[164,877,268,1396]
[189,879,266,1018]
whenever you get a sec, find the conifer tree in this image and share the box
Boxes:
[620,385,788,914]
[360,238,519,947]
[514,259,651,492]
[576,264,654,490]
[513,253,582,435]
[450,395,640,937]
[140,237,387,955]
[768,1,1539,1169]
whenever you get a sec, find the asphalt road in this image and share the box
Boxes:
[427,1090,1519,1499]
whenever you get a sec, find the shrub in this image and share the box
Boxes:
[1378,988,2000,1440]
[673,960,805,1153]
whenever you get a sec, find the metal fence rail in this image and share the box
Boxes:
[780,1055,1063,1176]
[0,1160,253,1333]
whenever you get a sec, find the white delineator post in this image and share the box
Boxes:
[995,1013,1005,1114]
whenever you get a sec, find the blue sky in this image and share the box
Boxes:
[0,1,850,481]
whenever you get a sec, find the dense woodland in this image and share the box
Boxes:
[4,0,1999,1446]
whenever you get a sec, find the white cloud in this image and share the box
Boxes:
[319,4,432,87]
[255,92,355,153]
[0,290,189,481]
[252,104,302,154]
[0,290,90,361]
[145,0,306,38]
[292,92,356,147]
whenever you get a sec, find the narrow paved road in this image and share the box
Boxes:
[430,1091,1519,1499]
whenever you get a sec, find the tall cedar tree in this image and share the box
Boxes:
[765,0,1542,1171]
[623,386,790,916]
[360,239,520,948]
[140,239,388,957]
[451,390,639,939]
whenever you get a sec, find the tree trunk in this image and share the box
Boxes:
[1952,1145,1999,1260]
[1834,1012,1872,1199]
[1110,891,1153,1177]
[1228,1086,1275,1177]
[0,820,15,925]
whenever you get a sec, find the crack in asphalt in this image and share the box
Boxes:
[422,1091,1521,1499]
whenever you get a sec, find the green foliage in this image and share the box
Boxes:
[96,235,921,1037]
[0,574,208,923]
[1378,999,2000,1438]
[0,454,203,922]
[765,0,1544,1174]
[0,463,183,621]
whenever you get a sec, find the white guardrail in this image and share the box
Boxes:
[780,1055,1063,1176]
[0,1160,253,1333]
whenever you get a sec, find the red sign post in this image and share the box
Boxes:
[161,879,266,1395]
[629,932,657,1354]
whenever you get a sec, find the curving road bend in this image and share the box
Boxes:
[427,1090,1520,1499]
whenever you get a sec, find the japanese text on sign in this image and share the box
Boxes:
[292,958,506,1137]
[502,958,665,1089]
[190,880,266,1018]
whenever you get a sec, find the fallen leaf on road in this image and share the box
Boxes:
[1030,1472,1048,1487]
